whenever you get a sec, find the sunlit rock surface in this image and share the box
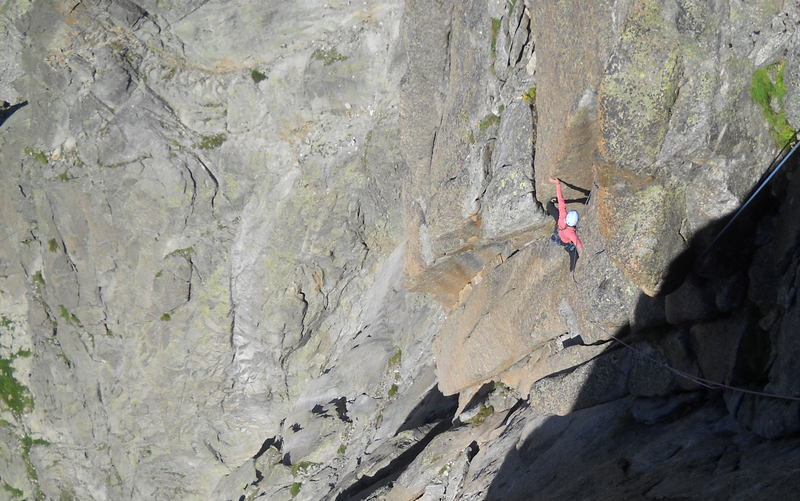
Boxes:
[2,0,800,500]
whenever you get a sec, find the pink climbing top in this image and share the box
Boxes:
[550,179,582,250]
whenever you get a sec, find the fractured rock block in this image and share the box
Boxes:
[481,100,544,239]
[528,348,632,415]
[598,162,689,297]
[597,0,681,174]
[432,240,566,396]
[628,343,676,397]
[665,274,719,325]
[689,314,748,385]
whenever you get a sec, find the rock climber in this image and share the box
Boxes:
[547,177,582,271]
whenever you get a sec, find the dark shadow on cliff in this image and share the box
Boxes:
[335,387,458,500]
[0,101,28,128]
[559,178,593,205]
[396,385,459,434]
[335,419,453,501]
[482,144,800,500]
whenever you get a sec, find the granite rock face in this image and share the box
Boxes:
[2,0,800,500]
[1,0,417,498]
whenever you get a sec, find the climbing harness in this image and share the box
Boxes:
[549,223,577,252]
[699,135,800,261]
[549,181,593,249]
[547,181,596,282]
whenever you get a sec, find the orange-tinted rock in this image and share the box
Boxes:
[597,161,689,296]
[597,0,681,176]
[400,0,501,300]
[530,0,614,192]
[433,239,569,395]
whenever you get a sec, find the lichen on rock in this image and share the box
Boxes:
[4,0,800,500]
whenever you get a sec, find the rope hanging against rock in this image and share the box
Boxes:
[698,135,800,261]
[589,322,800,403]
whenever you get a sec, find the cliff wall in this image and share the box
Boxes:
[1,0,800,500]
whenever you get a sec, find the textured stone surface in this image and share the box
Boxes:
[665,274,720,325]
[690,314,749,385]
[481,100,543,239]
[598,162,689,296]
[453,396,800,501]
[658,328,705,391]
[0,0,415,498]
[3,0,800,500]
[432,239,567,396]
[628,343,676,397]
[528,348,632,416]
[530,0,612,192]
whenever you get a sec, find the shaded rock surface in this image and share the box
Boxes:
[2,0,800,500]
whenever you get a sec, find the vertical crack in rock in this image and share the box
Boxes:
[205,440,225,464]
[7,1,800,500]
[186,255,194,303]
[228,275,238,352]
[181,162,198,225]
[331,419,454,501]
[194,155,220,210]
[437,27,453,139]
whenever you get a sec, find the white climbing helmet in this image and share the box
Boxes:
[566,210,579,227]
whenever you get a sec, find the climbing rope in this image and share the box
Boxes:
[698,135,800,262]
[589,322,800,403]
[564,138,800,402]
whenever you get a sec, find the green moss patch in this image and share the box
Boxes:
[0,352,35,417]
[194,134,227,150]
[32,271,45,287]
[57,352,72,367]
[290,482,301,497]
[251,69,268,83]
[490,18,501,54]
[507,0,518,16]
[522,86,536,105]
[58,305,81,327]
[23,147,47,165]
[388,349,402,368]
[311,48,348,66]
[469,404,494,428]
[751,61,795,147]
[48,239,59,252]
[168,246,195,261]
[479,106,503,131]
[21,436,50,454]
[20,435,48,499]
[3,482,23,498]
[291,460,319,476]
